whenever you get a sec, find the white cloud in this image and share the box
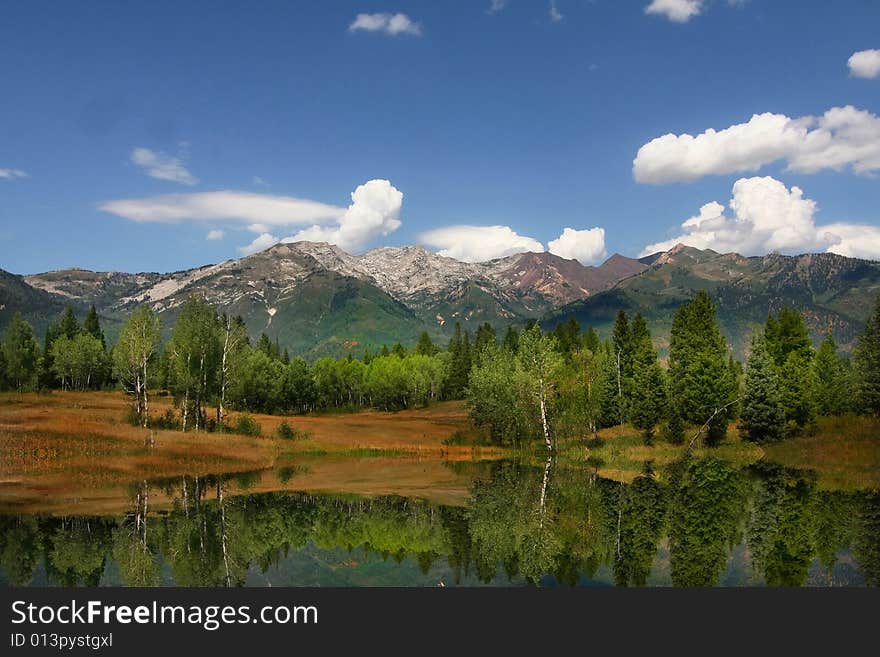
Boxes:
[487,0,507,14]
[130,147,198,185]
[349,13,421,36]
[101,179,403,255]
[206,229,224,241]
[238,233,279,256]
[818,223,880,260]
[633,105,880,183]
[285,179,403,252]
[99,191,345,226]
[419,225,544,262]
[548,227,607,264]
[645,0,704,23]
[252,175,269,186]
[848,49,880,79]
[640,175,880,261]
[0,168,26,179]
[549,1,563,22]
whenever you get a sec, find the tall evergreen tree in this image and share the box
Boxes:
[854,295,880,415]
[812,333,851,416]
[474,322,497,354]
[765,308,816,432]
[668,291,737,445]
[583,326,600,354]
[740,333,785,443]
[82,306,105,348]
[445,323,472,399]
[630,360,667,444]
[765,308,813,367]
[502,326,519,353]
[415,331,437,356]
[58,307,80,340]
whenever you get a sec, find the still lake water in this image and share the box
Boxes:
[1,458,877,587]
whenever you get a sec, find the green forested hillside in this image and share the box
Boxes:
[543,246,880,356]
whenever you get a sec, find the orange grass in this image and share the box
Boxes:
[0,391,501,514]
[763,415,880,490]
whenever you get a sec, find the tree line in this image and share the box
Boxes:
[467,290,880,448]
[0,296,478,430]
[3,290,880,442]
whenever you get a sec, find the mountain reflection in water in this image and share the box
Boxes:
[1,458,877,587]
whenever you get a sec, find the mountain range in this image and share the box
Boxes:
[2,241,879,358]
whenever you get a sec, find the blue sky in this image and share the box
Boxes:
[1,0,878,274]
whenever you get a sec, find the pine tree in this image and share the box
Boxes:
[583,326,600,354]
[502,326,519,353]
[445,323,472,399]
[765,308,813,367]
[415,331,437,356]
[82,306,105,348]
[740,333,785,443]
[764,307,815,432]
[668,291,737,445]
[630,360,667,444]
[58,307,79,340]
[853,295,880,415]
[474,322,497,353]
[779,351,817,432]
[812,333,850,416]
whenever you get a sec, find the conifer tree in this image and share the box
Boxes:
[765,308,812,367]
[630,360,667,444]
[58,307,79,340]
[668,291,736,445]
[853,295,880,415]
[812,333,850,416]
[502,326,519,353]
[583,326,600,354]
[474,322,497,353]
[83,306,105,348]
[740,333,785,443]
[415,331,437,356]
[764,308,816,432]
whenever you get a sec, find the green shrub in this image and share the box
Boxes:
[233,414,262,436]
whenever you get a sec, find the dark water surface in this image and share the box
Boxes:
[1,458,877,587]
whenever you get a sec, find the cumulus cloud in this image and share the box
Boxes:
[349,13,421,36]
[848,49,880,79]
[206,229,224,241]
[816,223,880,260]
[645,0,703,22]
[633,105,880,183]
[239,233,279,256]
[549,1,563,22]
[548,227,607,264]
[0,168,27,179]
[420,225,544,263]
[640,175,880,261]
[99,191,345,225]
[130,147,198,185]
[285,179,403,253]
[487,0,507,14]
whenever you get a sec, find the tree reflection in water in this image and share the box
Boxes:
[0,459,878,587]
